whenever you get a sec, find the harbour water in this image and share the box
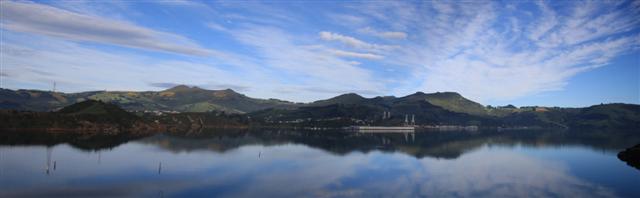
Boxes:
[1,129,639,197]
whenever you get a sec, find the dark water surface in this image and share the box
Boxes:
[1,130,639,197]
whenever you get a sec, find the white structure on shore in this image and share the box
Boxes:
[347,126,415,133]
[382,111,391,119]
[403,114,416,126]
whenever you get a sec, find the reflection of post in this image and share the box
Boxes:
[158,162,162,175]
[97,151,101,164]
[411,114,415,125]
[404,115,408,125]
[381,137,389,145]
[45,147,52,175]
[411,132,415,142]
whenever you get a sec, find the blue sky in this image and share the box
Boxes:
[0,0,638,107]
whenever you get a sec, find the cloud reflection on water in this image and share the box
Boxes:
[0,139,630,197]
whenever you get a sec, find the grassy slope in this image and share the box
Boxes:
[1,86,296,113]
[422,92,487,116]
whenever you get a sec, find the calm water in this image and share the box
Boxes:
[1,130,639,197]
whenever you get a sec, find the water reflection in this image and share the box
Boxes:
[140,129,640,159]
[0,130,639,197]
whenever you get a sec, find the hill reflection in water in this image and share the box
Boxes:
[138,129,640,159]
[0,129,639,197]
[3,129,634,159]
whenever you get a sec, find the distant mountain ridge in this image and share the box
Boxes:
[2,85,493,114]
[2,85,638,129]
[307,91,507,116]
[0,86,296,113]
[250,91,504,127]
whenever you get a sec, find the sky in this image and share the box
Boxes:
[0,0,639,107]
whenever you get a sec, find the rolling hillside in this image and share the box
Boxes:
[2,86,639,129]
[0,85,297,113]
[251,92,500,127]
[1,86,503,116]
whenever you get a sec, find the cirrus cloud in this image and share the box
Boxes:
[319,31,396,52]
[329,49,383,60]
[0,0,638,105]
[358,27,407,39]
[371,0,640,103]
[0,1,212,56]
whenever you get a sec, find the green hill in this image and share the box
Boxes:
[57,100,140,126]
[251,92,499,127]
[0,87,495,116]
[307,91,510,117]
[59,100,130,115]
[2,87,639,129]
[568,103,640,129]
[501,103,640,130]
[421,92,487,116]
[0,86,296,113]
[0,100,142,130]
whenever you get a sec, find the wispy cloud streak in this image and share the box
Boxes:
[0,1,212,56]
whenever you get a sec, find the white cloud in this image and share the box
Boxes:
[329,49,383,60]
[527,1,558,42]
[1,1,638,104]
[351,1,419,31]
[358,27,407,39]
[0,33,234,92]
[327,13,368,27]
[319,31,396,52]
[358,1,640,103]
[0,30,358,102]
[0,28,288,98]
[206,22,228,32]
[0,1,212,56]
[233,26,385,101]
[417,149,617,197]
